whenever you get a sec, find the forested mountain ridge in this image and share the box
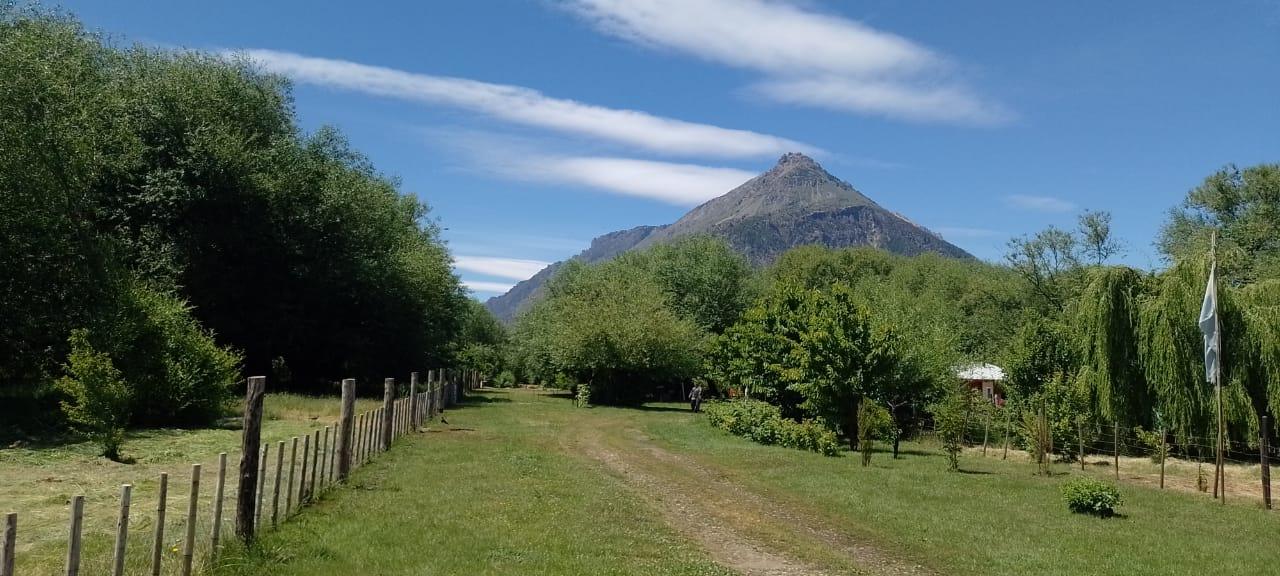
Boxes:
[486,153,970,321]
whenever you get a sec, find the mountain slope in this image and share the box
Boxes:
[485,153,969,321]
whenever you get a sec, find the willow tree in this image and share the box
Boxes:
[1074,267,1150,427]
[1238,280,1280,440]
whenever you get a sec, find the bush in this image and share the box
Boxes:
[55,330,133,460]
[705,400,841,457]
[857,398,892,466]
[493,370,517,388]
[1062,477,1122,517]
[933,384,971,471]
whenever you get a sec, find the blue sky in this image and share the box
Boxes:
[59,0,1280,297]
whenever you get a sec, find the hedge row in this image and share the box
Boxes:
[704,399,841,456]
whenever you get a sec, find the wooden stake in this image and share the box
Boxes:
[150,473,168,576]
[299,433,310,505]
[1113,422,1120,480]
[111,485,131,576]
[382,378,395,452]
[410,372,419,431]
[235,376,265,543]
[271,441,284,527]
[1002,405,1011,460]
[180,464,200,576]
[309,429,320,501]
[1159,427,1166,489]
[254,446,267,529]
[337,379,357,481]
[65,495,84,576]
[286,437,298,515]
[1078,419,1085,471]
[2,513,14,576]
[326,425,336,483]
[320,426,330,490]
[1261,415,1271,509]
[212,452,227,553]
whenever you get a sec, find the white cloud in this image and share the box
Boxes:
[1006,194,1078,213]
[501,155,755,205]
[454,256,551,281]
[932,226,1002,239]
[562,0,1009,125]
[236,49,813,158]
[463,280,517,294]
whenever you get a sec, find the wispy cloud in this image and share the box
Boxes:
[463,279,517,294]
[454,255,551,281]
[1006,194,1078,213]
[235,49,813,158]
[562,0,1009,125]
[932,226,1002,239]
[508,156,755,205]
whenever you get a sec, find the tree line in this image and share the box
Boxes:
[504,164,1280,457]
[1,8,492,440]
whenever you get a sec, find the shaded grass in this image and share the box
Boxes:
[213,389,732,576]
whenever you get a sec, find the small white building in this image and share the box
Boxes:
[955,363,1006,403]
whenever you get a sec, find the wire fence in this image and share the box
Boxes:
[938,402,1276,510]
[1,368,482,576]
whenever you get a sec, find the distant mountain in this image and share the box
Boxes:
[485,153,971,322]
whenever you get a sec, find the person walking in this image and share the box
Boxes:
[688,383,703,413]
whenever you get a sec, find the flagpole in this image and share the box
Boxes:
[1211,230,1225,504]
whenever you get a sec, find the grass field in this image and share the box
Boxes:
[209,388,1277,576]
[0,393,383,575]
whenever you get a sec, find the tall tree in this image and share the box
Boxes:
[1159,163,1280,283]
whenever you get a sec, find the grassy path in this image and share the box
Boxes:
[217,389,1279,576]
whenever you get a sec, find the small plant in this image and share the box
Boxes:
[933,384,971,471]
[575,382,592,407]
[705,400,841,456]
[1061,477,1122,517]
[857,398,891,466]
[1134,426,1170,464]
[55,330,133,460]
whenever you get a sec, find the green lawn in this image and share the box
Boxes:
[212,388,1278,576]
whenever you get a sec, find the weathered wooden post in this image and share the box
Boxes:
[1078,420,1085,471]
[1002,405,1011,460]
[180,464,201,576]
[286,437,298,515]
[308,429,320,500]
[2,513,15,576]
[1261,415,1272,509]
[299,434,310,505]
[150,473,167,576]
[337,378,356,481]
[254,446,267,529]
[1113,422,1120,480]
[271,441,284,526]
[110,484,131,576]
[212,452,227,552]
[235,376,266,543]
[382,378,395,451]
[65,495,84,576]
[982,407,991,456]
[319,426,330,490]
[1159,427,1166,489]
[409,372,419,429]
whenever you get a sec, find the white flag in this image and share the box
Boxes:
[1198,266,1219,383]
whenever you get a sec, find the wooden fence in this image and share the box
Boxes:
[0,368,480,576]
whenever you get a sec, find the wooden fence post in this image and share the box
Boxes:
[337,378,356,481]
[1159,427,1166,489]
[1002,405,1010,460]
[2,513,14,576]
[309,429,320,500]
[212,452,227,553]
[1261,415,1272,509]
[326,425,336,483]
[299,434,311,505]
[982,408,991,456]
[320,426,330,490]
[111,485,131,576]
[286,437,298,515]
[235,376,266,543]
[64,495,84,576]
[180,464,200,576]
[410,372,419,430]
[1113,422,1120,480]
[254,446,267,529]
[1078,420,1085,471]
[382,379,395,451]
[271,441,284,527]
[150,473,168,576]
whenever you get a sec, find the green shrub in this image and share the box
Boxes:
[1061,477,1122,517]
[857,398,892,466]
[494,370,517,388]
[55,330,133,460]
[933,384,971,471]
[705,400,841,456]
